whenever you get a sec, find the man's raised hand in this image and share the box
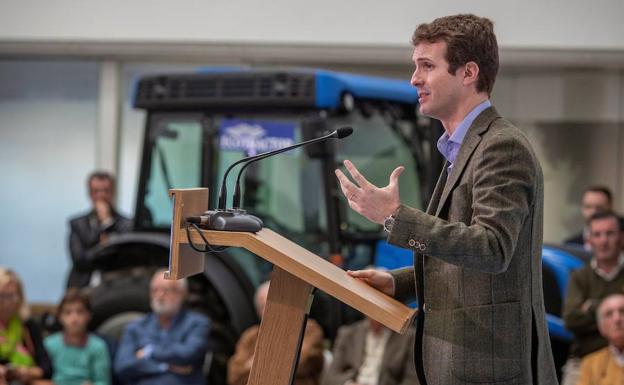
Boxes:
[334,160,404,224]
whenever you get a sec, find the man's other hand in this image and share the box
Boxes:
[94,199,113,223]
[347,269,395,296]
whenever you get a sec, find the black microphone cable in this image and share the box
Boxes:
[185,222,228,253]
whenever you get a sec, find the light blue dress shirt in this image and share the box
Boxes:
[436,100,492,174]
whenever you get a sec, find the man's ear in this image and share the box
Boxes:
[462,61,480,88]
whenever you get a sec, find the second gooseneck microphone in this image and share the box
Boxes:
[231,126,353,208]
[217,126,353,210]
[187,126,353,232]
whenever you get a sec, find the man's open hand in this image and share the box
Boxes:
[335,160,403,224]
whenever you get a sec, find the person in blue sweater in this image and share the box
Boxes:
[114,269,211,385]
[44,288,111,385]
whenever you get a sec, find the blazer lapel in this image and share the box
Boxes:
[435,107,500,217]
[426,164,448,215]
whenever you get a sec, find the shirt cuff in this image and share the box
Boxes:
[142,344,155,359]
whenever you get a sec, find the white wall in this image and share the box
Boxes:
[0,0,623,50]
[493,69,624,243]
[0,60,99,303]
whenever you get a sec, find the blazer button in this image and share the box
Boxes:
[408,239,416,247]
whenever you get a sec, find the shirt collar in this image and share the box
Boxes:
[436,100,491,167]
[149,308,185,330]
[591,253,624,281]
[63,332,89,347]
[609,345,624,367]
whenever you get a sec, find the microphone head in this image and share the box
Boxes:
[335,126,354,139]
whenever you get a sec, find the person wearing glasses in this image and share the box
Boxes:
[0,267,53,385]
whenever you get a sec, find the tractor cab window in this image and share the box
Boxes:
[332,109,422,233]
[138,115,203,229]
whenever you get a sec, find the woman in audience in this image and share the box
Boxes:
[45,288,111,385]
[0,267,53,385]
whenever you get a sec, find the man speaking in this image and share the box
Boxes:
[335,14,557,385]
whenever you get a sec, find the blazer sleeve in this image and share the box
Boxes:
[389,267,416,303]
[69,217,100,270]
[388,132,536,274]
[107,214,133,234]
[563,269,598,335]
[114,323,168,381]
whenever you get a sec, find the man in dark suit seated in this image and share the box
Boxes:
[321,316,417,385]
[67,171,132,288]
[114,269,211,385]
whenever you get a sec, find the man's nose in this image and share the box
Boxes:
[411,70,423,87]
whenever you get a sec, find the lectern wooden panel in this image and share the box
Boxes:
[165,188,208,280]
[167,188,416,385]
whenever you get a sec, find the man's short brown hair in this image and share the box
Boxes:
[87,170,115,191]
[412,14,499,95]
[588,211,622,232]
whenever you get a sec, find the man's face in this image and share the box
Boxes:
[410,41,465,121]
[598,296,624,348]
[588,217,621,263]
[59,301,91,336]
[89,177,114,206]
[581,191,611,222]
[150,275,185,316]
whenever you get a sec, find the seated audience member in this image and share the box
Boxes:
[68,171,132,288]
[321,317,417,385]
[562,211,624,385]
[227,281,324,385]
[44,288,111,385]
[577,294,624,385]
[0,267,53,385]
[565,186,613,250]
[114,269,210,385]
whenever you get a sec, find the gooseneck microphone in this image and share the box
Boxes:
[231,126,353,208]
[188,126,353,232]
[218,126,353,210]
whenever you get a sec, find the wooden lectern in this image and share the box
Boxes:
[167,188,416,385]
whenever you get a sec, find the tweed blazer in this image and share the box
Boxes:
[321,320,418,385]
[388,107,557,385]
